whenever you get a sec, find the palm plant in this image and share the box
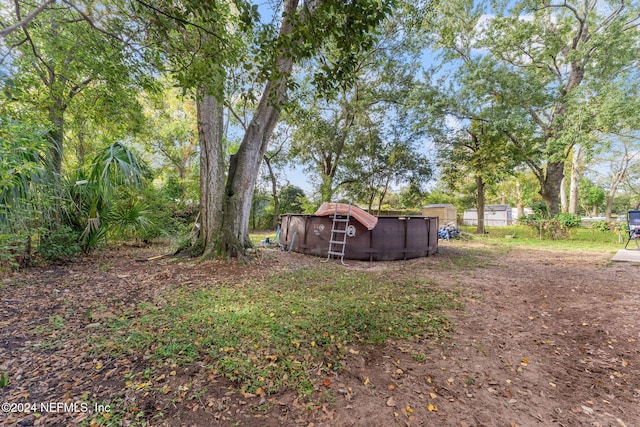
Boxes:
[108,199,153,241]
[66,142,147,252]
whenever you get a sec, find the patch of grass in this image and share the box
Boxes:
[249,230,275,246]
[99,265,457,397]
[411,352,426,363]
[431,245,504,272]
[249,401,273,414]
[49,315,65,330]
[83,398,148,427]
[460,225,623,252]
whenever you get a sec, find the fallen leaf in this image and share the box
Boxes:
[135,382,150,390]
[581,405,594,415]
[429,392,437,399]
[427,403,437,412]
[405,405,413,413]
[386,396,396,407]
[521,358,529,367]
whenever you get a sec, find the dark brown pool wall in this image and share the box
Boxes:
[280,214,439,261]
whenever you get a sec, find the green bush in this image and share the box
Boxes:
[37,226,81,261]
[591,220,610,232]
[0,232,31,269]
[555,213,581,228]
[519,214,568,240]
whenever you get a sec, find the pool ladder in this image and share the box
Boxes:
[322,202,351,266]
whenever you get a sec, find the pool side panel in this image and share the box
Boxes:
[280,215,438,261]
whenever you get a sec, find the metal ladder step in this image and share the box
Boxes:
[322,202,352,266]
[327,250,346,256]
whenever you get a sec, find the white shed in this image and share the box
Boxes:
[463,204,513,227]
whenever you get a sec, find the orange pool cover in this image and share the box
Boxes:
[314,202,378,230]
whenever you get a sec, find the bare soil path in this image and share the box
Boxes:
[1,243,639,427]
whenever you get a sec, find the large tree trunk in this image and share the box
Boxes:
[568,145,582,215]
[604,155,631,221]
[219,59,294,256]
[605,192,615,221]
[560,177,567,213]
[48,101,65,176]
[515,179,525,219]
[263,154,280,229]
[539,161,564,216]
[476,175,485,234]
[202,0,304,258]
[605,171,624,221]
[196,90,226,258]
[320,174,334,203]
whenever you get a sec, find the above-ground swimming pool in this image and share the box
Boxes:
[279,214,439,261]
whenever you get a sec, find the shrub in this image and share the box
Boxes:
[37,226,81,261]
[555,213,581,228]
[109,200,153,241]
[0,232,31,269]
[591,220,611,232]
[519,214,568,240]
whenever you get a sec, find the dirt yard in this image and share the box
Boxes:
[1,242,639,427]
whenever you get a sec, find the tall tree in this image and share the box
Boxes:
[438,123,516,233]
[143,0,394,257]
[341,107,431,213]
[568,145,585,215]
[289,11,425,203]
[424,0,640,215]
[593,133,640,220]
[140,86,198,183]
[3,1,147,176]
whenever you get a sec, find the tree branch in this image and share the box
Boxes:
[1,0,57,38]
[68,77,92,99]
[225,101,248,131]
[133,0,225,42]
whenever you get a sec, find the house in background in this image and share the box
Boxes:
[463,204,513,226]
[422,204,457,226]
